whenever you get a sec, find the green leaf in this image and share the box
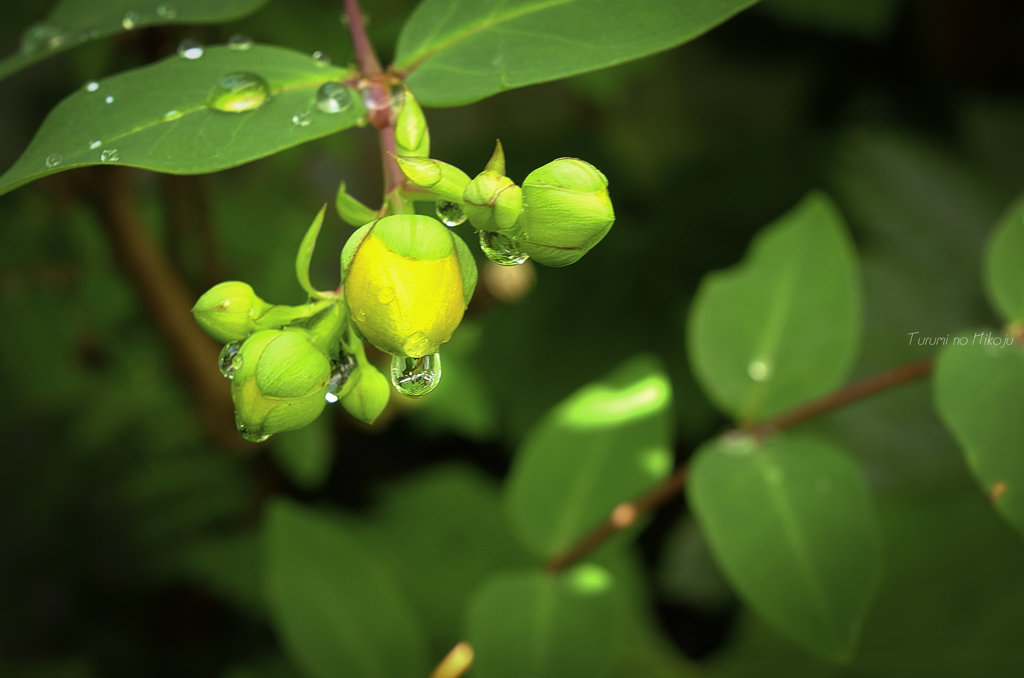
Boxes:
[687,192,862,423]
[0,45,363,196]
[394,0,761,107]
[466,564,625,678]
[295,205,330,299]
[688,433,881,662]
[264,499,430,678]
[984,195,1024,325]
[934,334,1024,539]
[168,530,266,617]
[0,0,270,82]
[505,354,674,558]
[269,414,334,490]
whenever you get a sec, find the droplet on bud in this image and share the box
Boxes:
[435,200,466,227]
[390,353,442,397]
[218,341,243,379]
[325,353,357,403]
[747,360,771,382]
[227,33,254,50]
[315,82,354,114]
[479,231,528,266]
[235,414,271,443]
[177,38,204,59]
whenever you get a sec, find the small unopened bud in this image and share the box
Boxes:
[517,158,615,267]
[339,362,391,424]
[393,156,470,204]
[394,86,430,157]
[192,281,272,343]
[462,170,523,234]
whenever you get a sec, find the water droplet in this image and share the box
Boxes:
[747,360,771,382]
[227,33,254,50]
[218,341,243,379]
[311,50,330,65]
[85,81,100,92]
[324,353,357,403]
[177,38,204,59]
[390,353,442,397]
[235,414,270,443]
[291,111,312,127]
[479,231,528,266]
[315,82,354,114]
[122,11,140,30]
[89,140,101,149]
[21,23,64,54]
[156,4,178,19]
[100,149,119,162]
[45,154,62,169]
[207,72,271,113]
[163,109,182,121]
[377,286,395,304]
[105,95,114,104]
[435,200,466,227]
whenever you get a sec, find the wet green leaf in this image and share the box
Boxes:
[984,195,1024,325]
[264,499,429,678]
[466,565,625,678]
[395,0,760,106]
[505,355,674,558]
[0,0,270,82]
[687,192,862,423]
[934,335,1024,539]
[0,45,363,196]
[689,434,881,662]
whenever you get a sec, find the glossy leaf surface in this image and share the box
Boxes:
[395,0,760,106]
[689,433,881,662]
[687,192,861,423]
[504,355,673,558]
[0,46,362,195]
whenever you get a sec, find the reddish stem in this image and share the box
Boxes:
[343,0,381,76]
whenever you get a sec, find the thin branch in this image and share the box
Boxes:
[544,356,936,573]
[343,0,381,76]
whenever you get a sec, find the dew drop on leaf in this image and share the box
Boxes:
[435,200,466,227]
[89,140,101,150]
[747,360,771,382]
[218,341,243,379]
[390,353,442,397]
[85,81,100,92]
[207,72,271,113]
[311,50,330,65]
[163,109,183,121]
[20,23,64,54]
[105,96,114,104]
[122,11,140,30]
[156,4,177,19]
[324,353,357,403]
[45,154,62,169]
[315,82,354,114]
[479,231,528,266]
[100,149,119,162]
[227,34,254,50]
[291,111,312,127]
[177,38,204,59]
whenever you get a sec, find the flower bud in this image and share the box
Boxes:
[517,158,615,267]
[231,329,331,440]
[462,170,523,234]
[342,215,476,357]
[339,362,391,424]
[192,281,272,343]
[394,86,430,158]
[393,156,470,204]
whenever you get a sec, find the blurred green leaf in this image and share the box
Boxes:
[687,192,862,423]
[758,0,900,39]
[170,530,266,617]
[0,0,270,82]
[689,433,881,662]
[394,0,760,107]
[984,195,1024,325]
[505,354,674,558]
[223,653,304,678]
[270,412,335,490]
[264,499,430,678]
[0,46,363,196]
[934,335,1024,539]
[466,564,625,678]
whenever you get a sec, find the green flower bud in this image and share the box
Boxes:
[393,156,470,204]
[394,86,430,158]
[342,215,475,358]
[339,362,391,424]
[192,281,272,343]
[462,170,523,234]
[517,158,615,267]
[231,329,331,441]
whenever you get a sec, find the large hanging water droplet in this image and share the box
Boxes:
[177,38,204,59]
[156,4,178,19]
[479,231,528,266]
[435,200,466,227]
[100,149,119,162]
[207,72,271,113]
[45,154,62,169]
[291,111,312,127]
[21,23,64,54]
[85,81,99,92]
[315,82,354,114]
[324,353,357,403]
[390,353,442,397]
[311,50,330,66]
[235,415,270,443]
[122,11,140,30]
[227,33,254,50]
[218,341,243,379]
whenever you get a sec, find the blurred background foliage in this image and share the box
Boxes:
[1,0,1024,675]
